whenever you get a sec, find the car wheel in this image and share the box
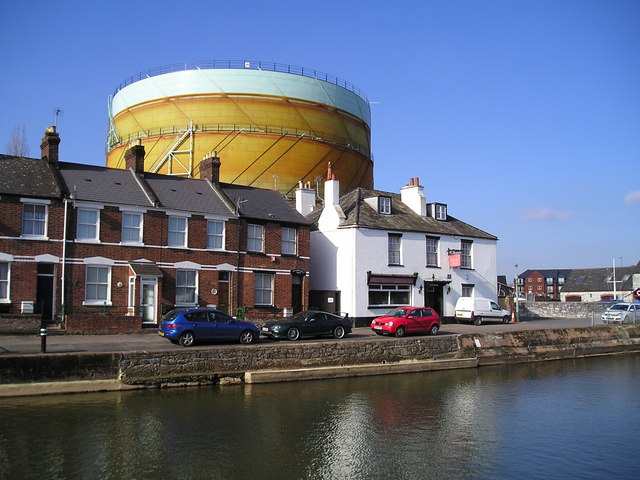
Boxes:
[395,326,406,337]
[502,315,510,324]
[287,327,300,341]
[473,316,483,326]
[239,330,256,344]
[179,331,195,347]
[429,324,439,336]
[333,325,346,339]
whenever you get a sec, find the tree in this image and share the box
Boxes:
[5,124,30,157]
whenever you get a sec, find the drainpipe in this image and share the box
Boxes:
[234,199,248,317]
[60,195,71,324]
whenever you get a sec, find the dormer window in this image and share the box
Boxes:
[427,202,447,221]
[379,196,391,215]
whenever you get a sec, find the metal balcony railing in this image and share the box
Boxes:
[112,60,369,103]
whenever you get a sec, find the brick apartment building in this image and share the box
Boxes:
[517,269,571,300]
[0,127,310,332]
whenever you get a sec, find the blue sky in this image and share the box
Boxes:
[1,0,638,277]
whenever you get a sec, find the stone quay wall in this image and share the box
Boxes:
[519,302,610,319]
[2,325,639,393]
[119,335,460,385]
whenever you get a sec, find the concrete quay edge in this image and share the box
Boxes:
[244,358,479,384]
[0,379,140,398]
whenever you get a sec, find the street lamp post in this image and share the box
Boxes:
[514,263,519,322]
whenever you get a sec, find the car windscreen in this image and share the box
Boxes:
[293,311,315,321]
[610,305,628,311]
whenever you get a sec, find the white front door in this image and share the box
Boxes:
[140,278,157,324]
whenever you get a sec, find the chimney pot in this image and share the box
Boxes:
[327,162,334,181]
[40,126,60,163]
[200,151,221,183]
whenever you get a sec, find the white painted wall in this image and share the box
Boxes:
[306,180,498,321]
[310,224,498,320]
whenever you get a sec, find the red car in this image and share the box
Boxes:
[371,307,440,337]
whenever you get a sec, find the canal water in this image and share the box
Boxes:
[2,354,639,480]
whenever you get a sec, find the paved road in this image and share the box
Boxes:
[0,317,598,356]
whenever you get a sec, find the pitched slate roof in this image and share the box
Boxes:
[518,269,572,280]
[220,183,310,225]
[561,263,639,293]
[0,154,62,198]
[57,163,234,217]
[308,187,496,239]
[57,162,154,208]
[143,173,233,217]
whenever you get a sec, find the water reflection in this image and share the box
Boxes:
[1,355,640,480]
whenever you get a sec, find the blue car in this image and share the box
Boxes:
[158,307,259,347]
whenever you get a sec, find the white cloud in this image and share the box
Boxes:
[624,191,640,205]
[519,206,578,221]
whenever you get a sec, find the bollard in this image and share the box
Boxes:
[40,327,47,353]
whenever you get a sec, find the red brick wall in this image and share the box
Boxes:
[65,314,142,334]
[524,271,545,296]
[0,191,311,328]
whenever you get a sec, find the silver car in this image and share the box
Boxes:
[601,303,640,324]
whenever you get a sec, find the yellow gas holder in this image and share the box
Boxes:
[107,61,373,196]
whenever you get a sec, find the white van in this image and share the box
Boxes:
[454,297,511,325]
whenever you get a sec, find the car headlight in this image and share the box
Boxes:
[388,321,393,327]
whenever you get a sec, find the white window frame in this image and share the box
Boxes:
[206,219,225,250]
[254,272,274,306]
[388,233,402,266]
[168,215,188,248]
[0,261,10,303]
[20,199,50,238]
[461,240,473,269]
[379,196,392,215]
[248,224,264,253]
[461,284,474,297]
[435,204,447,220]
[176,269,198,306]
[84,265,111,306]
[76,207,100,242]
[121,211,143,245]
[282,227,297,255]
[426,236,439,267]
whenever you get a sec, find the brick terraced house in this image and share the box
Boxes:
[0,127,310,332]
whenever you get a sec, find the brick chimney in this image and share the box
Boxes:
[124,140,145,173]
[200,151,221,183]
[40,126,60,164]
